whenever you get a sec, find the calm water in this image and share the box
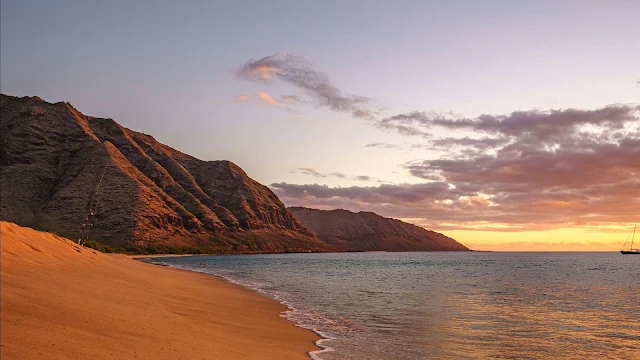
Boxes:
[148,252,639,359]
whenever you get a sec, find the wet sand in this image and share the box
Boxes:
[0,221,319,360]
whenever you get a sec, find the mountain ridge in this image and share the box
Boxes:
[289,206,469,251]
[0,94,324,252]
[1,94,468,253]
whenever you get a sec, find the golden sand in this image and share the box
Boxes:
[0,221,319,359]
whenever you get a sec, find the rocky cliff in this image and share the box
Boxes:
[289,207,469,251]
[0,94,325,252]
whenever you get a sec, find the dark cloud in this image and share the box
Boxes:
[404,137,512,156]
[376,115,433,138]
[271,182,466,203]
[280,95,301,103]
[294,167,326,178]
[277,104,640,231]
[365,142,403,150]
[292,168,378,182]
[430,137,511,151]
[408,138,640,192]
[378,105,639,142]
[238,53,371,115]
[274,177,640,232]
[352,109,375,119]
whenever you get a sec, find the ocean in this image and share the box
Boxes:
[147,252,639,360]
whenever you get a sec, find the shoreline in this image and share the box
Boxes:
[127,253,210,259]
[128,248,474,260]
[147,257,337,360]
[1,222,320,360]
[135,261,335,359]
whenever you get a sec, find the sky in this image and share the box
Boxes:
[2,0,639,251]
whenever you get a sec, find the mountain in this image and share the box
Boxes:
[0,94,326,252]
[289,207,469,251]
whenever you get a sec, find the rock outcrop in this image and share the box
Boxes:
[289,207,469,251]
[0,94,324,252]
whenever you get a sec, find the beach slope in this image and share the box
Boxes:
[0,221,319,359]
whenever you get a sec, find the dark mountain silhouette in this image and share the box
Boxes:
[289,207,469,251]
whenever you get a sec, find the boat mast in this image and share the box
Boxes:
[632,225,636,250]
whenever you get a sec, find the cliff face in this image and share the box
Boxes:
[289,207,470,251]
[0,94,323,251]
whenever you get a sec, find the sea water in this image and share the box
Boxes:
[147,252,639,359]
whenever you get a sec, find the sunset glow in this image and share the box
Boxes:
[2,0,638,251]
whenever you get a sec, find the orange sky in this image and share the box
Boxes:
[444,227,635,251]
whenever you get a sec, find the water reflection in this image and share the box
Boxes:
[154,252,640,360]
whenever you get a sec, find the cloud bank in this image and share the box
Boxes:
[274,105,640,231]
[377,106,639,142]
[291,167,380,182]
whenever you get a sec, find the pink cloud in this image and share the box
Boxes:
[234,94,249,102]
[256,91,281,106]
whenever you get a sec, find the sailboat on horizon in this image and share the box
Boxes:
[620,225,639,255]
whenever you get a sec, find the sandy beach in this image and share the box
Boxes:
[0,222,319,360]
